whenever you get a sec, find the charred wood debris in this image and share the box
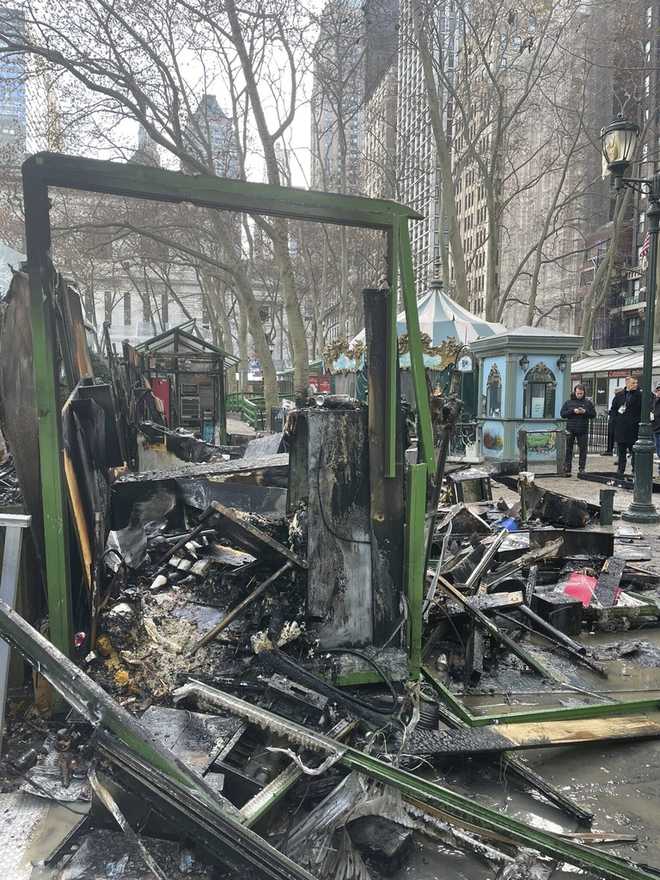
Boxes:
[3,295,660,879]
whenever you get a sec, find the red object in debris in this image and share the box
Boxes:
[563,572,597,607]
[150,377,171,426]
[74,631,86,648]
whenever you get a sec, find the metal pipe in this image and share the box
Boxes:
[466,529,508,594]
[623,172,660,523]
[188,562,293,655]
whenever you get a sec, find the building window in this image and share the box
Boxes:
[627,316,641,337]
[647,5,652,27]
[646,40,652,62]
[485,363,502,416]
[523,363,556,419]
[645,74,650,96]
[123,292,131,326]
[161,293,169,326]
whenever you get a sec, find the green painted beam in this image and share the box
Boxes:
[23,153,422,230]
[398,216,434,470]
[406,464,427,680]
[423,666,660,727]
[22,176,72,656]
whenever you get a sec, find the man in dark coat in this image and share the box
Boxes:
[561,384,596,475]
[653,383,660,475]
[607,386,624,456]
[614,376,642,476]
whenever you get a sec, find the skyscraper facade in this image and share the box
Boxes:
[310,0,365,193]
[0,7,26,168]
[396,0,455,296]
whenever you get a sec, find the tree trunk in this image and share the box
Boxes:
[485,187,500,321]
[233,265,278,416]
[224,0,309,403]
[580,187,631,347]
[238,300,249,392]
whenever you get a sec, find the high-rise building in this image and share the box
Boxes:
[184,94,239,178]
[450,2,615,331]
[0,7,26,168]
[600,0,658,347]
[364,0,400,101]
[362,65,397,199]
[310,0,364,193]
[396,0,455,296]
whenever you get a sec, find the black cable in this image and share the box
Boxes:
[322,647,398,712]
[315,443,371,545]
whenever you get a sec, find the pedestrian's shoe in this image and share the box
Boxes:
[578,469,585,476]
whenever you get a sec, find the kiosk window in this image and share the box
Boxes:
[523,363,556,419]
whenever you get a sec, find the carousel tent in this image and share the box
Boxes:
[331,282,505,371]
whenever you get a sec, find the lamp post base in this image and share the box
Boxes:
[621,503,660,523]
[622,432,660,523]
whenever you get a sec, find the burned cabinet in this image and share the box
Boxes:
[290,406,373,648]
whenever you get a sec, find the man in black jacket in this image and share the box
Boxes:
[607,386,624,456]
[614,376,642,477]
[653,383,660,475]
[561,384,596,475]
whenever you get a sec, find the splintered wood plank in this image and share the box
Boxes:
[407,716,660,756]
[499,716,660,748]
[210,501,307,569]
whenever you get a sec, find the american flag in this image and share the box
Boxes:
[640,231,651,259]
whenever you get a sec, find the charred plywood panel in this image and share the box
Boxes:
[0,273,44,573]
[306,407,372,648]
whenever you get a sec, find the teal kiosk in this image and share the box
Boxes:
[470,326,583,469]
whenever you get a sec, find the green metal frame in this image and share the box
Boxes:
[23,181,73,655]
[422,665,660,726]
[22,152,433,655]
[405,464,427,679]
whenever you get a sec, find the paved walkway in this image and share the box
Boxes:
[526,453,660,536]
[226,416,256,437]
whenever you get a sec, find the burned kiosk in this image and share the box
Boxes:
[136,324,238,444]
[20,151,434,675]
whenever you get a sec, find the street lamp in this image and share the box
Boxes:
[600,114,660,522]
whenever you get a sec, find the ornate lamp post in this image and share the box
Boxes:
[600,114,660,522]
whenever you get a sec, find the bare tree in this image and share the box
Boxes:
[0,0,316,411]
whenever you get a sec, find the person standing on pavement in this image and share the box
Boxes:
[607,386,624,456]
[653,383,660,474]
[560,384,596,476]
[614,376,642,477]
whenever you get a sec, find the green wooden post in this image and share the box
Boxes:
[406,463,426,679]
[398,218,434,470]
[22,173,72,655]
[385,223,399,478]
